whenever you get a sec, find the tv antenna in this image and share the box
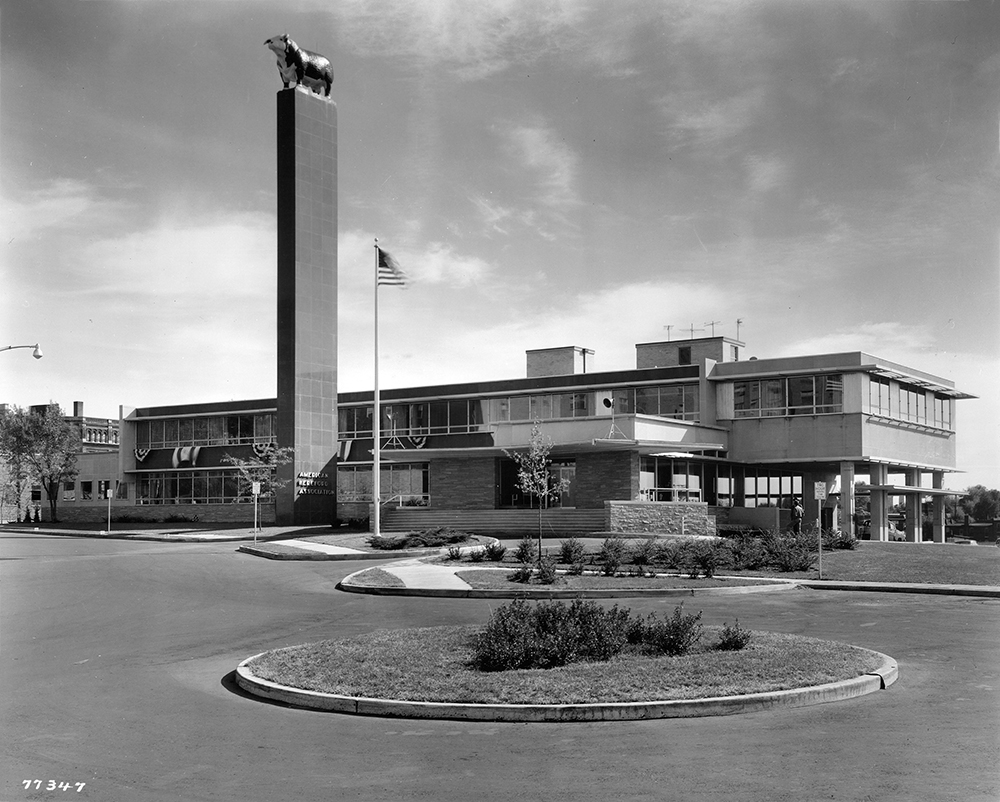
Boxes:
[662,324,673,341]
[704,320,722,337]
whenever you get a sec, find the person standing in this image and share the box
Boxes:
[790,497,804,534]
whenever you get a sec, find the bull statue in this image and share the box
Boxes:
[264,34,333,97]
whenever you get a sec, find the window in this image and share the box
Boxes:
[678,346,692,365]
[81,481,93,501]
[63,481,76,502]
[337,463,428,503]
[734,375,842,418]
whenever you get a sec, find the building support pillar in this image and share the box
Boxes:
[904,468,921,542]
[869,463,889,542]
[840,461,855,538]
[932,471,946,543]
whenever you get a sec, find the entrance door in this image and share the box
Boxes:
[549,461,576,508]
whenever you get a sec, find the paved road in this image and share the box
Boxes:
[2,533,997,802]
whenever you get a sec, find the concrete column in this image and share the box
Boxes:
[840,461,856,538]
[904,468,921,542]
[932,471,946,543]
[869,463,889,542]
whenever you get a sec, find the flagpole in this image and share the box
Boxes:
[373,238,381,539]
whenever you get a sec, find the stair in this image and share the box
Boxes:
[379,507,608,538]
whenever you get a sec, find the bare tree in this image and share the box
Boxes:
[503,421,569,565]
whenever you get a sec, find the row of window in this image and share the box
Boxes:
[62,479,125,501]
[134,414,277,448]
[337,463,428,503]
[136,471,261,504]
[638,457,802,507]
[869,378,952,428]
[338,384,701,438]
[82,428,119,444]
[733,374,844,417]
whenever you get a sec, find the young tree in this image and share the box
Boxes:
[0,404,79,522]
[503,421,569,565]
[220,446,294,501]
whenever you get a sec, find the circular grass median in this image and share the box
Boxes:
[237,623,894,721]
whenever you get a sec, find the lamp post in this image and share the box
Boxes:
[1,344,43,359]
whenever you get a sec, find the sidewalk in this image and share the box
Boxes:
[0,522,333,543]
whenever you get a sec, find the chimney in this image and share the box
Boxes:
[73,401,84,417]
[526,346,595,378]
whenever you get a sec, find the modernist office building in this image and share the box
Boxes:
[78,333,968,543]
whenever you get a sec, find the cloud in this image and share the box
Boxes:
[501,121,581,236]
[330,0,587,79]
[0,179,125,243]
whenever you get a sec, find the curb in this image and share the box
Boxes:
[798,580,1000,598]
[234,650,898,722]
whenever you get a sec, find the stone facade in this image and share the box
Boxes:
[606,500,717,537]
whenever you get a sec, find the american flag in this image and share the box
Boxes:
[376,247,407,287]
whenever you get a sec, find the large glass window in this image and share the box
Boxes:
[734,375,842,418]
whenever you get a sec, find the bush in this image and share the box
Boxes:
[163,513,199,523]
[484,541,507,562]
[599,537,629,576]
[471,600,632,671]
[514,537,537,565]
[823,529,857,550]
[508,564,533,584]
[368,527,472,551]
[446,544,463,561]
[686,540,731,579]
[469,547,487,563]
[558,536,586,566]
[655,540,687,570]
[536,556,559,585]
[632,538,659,566]
[769,539,817,572]
[638,605,703,656]
[716,619,753,651]
[727,532,770,570]
[565,561,585,576]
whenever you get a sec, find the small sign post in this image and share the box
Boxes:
[814,481,827,579]
[252,481,261,541]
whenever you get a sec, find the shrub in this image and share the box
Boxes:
[507,564,533,584]
[559,536,586,565]
[654,540,686,570]
[469,547,487,563]
[599,537,629,576]
[484,541,508,561]
[163,513,198,523]
[471,600,632,671]
[823,529,857,550]
[716,619,753,651]
[769,540,817,572]
[514,537,537,565]
[640,605,703,656]
[446,544,463,561]
[632,538,659,566]
[686,539,731,579]
[366,534,410,550]
[565,561,585,576]
[536,556,559,585]
[727,532,769,570]
[368,528,473,551]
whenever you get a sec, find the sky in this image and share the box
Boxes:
[1,0,998,491]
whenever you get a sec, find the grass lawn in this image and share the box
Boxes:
[247,625,885,704]
[438,539,1000,586]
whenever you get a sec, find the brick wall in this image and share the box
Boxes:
[432,457,497,509]
[607,501,717,537]
[52,503,275,525]
[574,451,637,509]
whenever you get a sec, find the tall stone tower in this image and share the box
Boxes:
[274,86,338,525]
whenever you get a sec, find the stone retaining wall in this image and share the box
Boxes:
[606,501,716,537]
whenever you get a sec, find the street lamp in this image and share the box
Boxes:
[1,344,43,359]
